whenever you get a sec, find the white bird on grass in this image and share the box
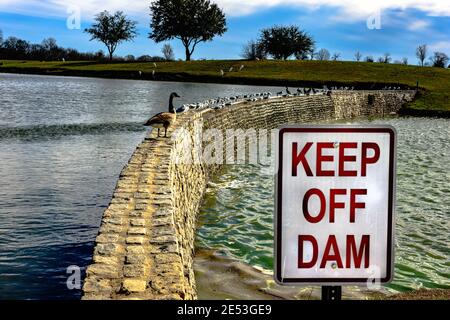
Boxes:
[239,65,245,71]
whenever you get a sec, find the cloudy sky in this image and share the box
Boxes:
[0,0,449,63]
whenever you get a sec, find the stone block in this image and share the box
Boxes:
[121,279,147,293]
[126,236,146,245]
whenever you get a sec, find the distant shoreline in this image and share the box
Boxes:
[1,60,449,118]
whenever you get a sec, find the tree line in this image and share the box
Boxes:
[0,30,102,61]
[242,34,449,68]
[0,28,173,62]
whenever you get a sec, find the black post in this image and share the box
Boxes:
[321,286,342,301]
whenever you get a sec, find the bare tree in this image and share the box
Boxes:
[331,52,341,61]
[162,43,175,61]
[241,40,266,60]
[378,53,391,63]
[416,44,427,66]
[354,51,362,62]
[315,48,330,61]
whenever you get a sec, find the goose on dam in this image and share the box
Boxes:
[144,92,180,137]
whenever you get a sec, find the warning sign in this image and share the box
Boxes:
[275,126,396,284]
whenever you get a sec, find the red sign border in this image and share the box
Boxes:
[275,126,396,285]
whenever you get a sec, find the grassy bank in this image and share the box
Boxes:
[1,59,449,116]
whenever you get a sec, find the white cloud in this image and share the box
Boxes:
[429,41,450,52]
[407,19,430,31]
[1,0,450,21]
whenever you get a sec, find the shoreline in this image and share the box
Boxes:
[1,60,449,118]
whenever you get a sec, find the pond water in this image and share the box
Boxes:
[0,73,283,299]
[196,117,450,298]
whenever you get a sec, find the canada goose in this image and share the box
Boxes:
[286,87,291,95]
[144,92,180,137]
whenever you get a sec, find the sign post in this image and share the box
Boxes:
[321,286,342,301]
[275,126,396,298]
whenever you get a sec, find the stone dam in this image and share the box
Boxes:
[81,90,416,300]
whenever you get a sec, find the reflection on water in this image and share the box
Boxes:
[197,117,450,297]
[0,73,283,299]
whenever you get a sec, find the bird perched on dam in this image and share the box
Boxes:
[176,104,190,113]
[144,92,180,137]
[286,87,292,95]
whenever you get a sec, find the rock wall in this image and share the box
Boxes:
[82,90,415,300]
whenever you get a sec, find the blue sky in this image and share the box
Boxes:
[0,0,449,64]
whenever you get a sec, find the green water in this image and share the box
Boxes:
[196,117,450,293]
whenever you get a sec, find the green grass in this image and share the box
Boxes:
[1,59,449,115]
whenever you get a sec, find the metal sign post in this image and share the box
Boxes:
[321,286,342,301]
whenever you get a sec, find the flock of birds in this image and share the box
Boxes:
[173,85,406,113]
[138,62,158,78]
[220,65,246,76]
[175,87,328,113]
[145,85,407,137]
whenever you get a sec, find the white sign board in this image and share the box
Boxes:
[275,126,395,284]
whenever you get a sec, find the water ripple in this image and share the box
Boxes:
[197,117,450,293]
